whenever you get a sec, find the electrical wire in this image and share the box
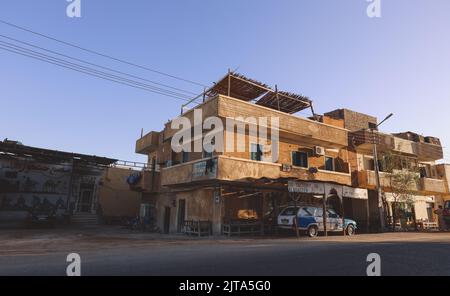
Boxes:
[0,37,204,104]
[0,44,198,102]
[0,19,208,87]
[0,34,199,97]
[0,41,190,99]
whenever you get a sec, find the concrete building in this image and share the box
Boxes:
[133,72,450,235]
[132,73,374,234]
[344,113,447,229]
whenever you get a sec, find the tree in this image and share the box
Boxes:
[379,151,420,231]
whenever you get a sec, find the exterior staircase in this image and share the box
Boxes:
[71,212,100,227]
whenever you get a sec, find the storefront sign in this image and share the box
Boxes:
[288,181,368,200]
[343,186,368,200]
[384,193,435,203]
[288,181,325,194]
[192,159,217,179]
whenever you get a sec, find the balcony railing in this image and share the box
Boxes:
[136,131,160,155]
[420,177,447,194]
[163,95,349,148]
[357,170,393,189]
[357,170,448,194]
[161,156,352,187]
[161,158,218,186]
[350,129,443,161]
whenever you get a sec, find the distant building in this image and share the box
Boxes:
[0,140,141,227]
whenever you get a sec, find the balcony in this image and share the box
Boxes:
[217,95,348,148]
[161,156,352,187]
[357,170,447,194]
[161,158,218,186]
[136,131,160,155]
[350,129,443,161]
[357,170,393,189]
[163,95,349,148]
[350,130,395,153]
[413,142,444,161]
[393,137,443,161]
[420,178,447,194]
[128,169,160,193]
[358,170,422,191]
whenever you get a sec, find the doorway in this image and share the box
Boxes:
[78,189,93,212]
[177,199,186,232]
[163,206,171,234]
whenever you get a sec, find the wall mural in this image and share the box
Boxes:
[0,158,108,223]
[0,159,71,212]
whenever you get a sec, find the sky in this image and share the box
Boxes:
[0,0,449,163]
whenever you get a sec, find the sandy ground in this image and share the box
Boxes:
[1,226,449,256]
[1,227,450,275]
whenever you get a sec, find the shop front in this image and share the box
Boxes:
[384,193,439,230]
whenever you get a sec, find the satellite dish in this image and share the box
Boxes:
[308,167,318,174]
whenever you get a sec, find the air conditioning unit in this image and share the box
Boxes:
[314,146,326,156]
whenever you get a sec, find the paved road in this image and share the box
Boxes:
[1,231,449,276]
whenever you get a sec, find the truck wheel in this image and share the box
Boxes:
[346,224,355,236]
[307,225,318,237]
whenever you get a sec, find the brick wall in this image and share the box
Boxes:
[325,109,378,131]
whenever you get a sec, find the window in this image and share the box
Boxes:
[314,208,323,217]
[325,157,335,171]
[182,151,189,163]
[300,207,314,217]
[250,143,263,161]
[327,209,339,218]
[363,157,375,171]
[292,151,308,168]
[419,167,427,178]
[203,150,213,159]
[304,207,316,216]
[280,207,299,216]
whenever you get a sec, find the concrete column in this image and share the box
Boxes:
[212,190,222,235]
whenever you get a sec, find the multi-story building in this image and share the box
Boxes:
[336,111,447,228]
[134,72,449,234]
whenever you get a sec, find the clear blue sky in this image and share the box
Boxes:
[1,0,449,163]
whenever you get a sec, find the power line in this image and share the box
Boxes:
[0,44,199,102]
[0,40,192,99]
[0,34,199,96]
[0,45,187,101]
[0,19,208,87]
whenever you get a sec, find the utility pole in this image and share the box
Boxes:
[372,113,394,232]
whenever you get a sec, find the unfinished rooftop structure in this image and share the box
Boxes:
[200,71,313,115]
